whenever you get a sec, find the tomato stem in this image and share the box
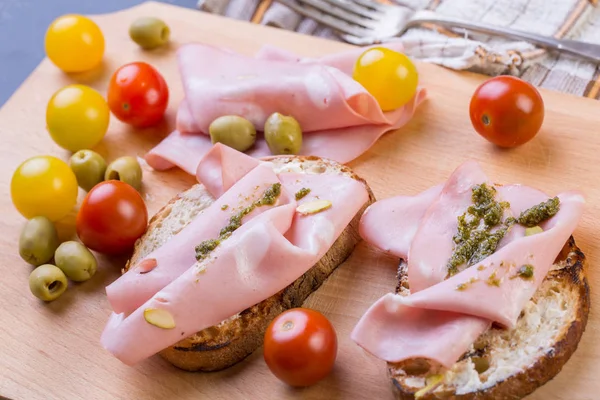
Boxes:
[282,321,294,331]
[482,114,490,126]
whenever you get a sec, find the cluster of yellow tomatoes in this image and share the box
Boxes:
[12,16,107,222]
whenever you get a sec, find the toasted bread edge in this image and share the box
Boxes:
[390,236,590,400]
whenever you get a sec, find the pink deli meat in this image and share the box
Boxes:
[105,164,290,315]
[144,43,426,175]
[101,146,369,365]
[352,161,585,367]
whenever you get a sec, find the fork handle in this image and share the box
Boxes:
[406,11,600,63]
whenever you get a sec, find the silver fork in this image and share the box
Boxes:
[272,0,600,63]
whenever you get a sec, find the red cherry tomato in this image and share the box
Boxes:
[469,76,544,148]
[107,62,169,128]
[76,180,148,255]
[263,308,337,387]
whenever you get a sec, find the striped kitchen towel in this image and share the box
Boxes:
[197,0,600,99]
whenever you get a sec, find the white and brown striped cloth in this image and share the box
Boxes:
[197,0,600,99]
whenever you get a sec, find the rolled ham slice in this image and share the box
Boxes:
[102,146,369,365]
[352,161,585,367]
[145,43,426,175]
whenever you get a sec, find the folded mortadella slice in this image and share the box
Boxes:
[147,88,425,174]
[144,130,215,175]
[176,43,410,133]
[351,294,490,368]
[145,43,426,173]
[352,191,584,367]
[408,160,491,292]
[398,191,585,328]
[351,160,585,367]
[359,184,442,259]
[194,143,260,197]
[101,172,369,365]
[106,164,293,315]
[101,205,301,365]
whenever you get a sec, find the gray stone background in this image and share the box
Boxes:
[0,0,198,106]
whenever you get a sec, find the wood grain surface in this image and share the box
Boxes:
[0,2,598,399]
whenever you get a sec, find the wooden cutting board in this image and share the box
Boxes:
[1,2,598,399]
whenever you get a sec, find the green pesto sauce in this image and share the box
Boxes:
[486,271,501,287]
[295,188,311,200]
[517,197,560,227]
[456,278,479,291]
[195,239,220,257]
[221,204,229,210]
[195,183,282,261]
[447,184,511,276]
[514,264,534,280]
[505,216,517,226]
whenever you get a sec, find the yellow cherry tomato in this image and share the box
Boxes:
[46,84,110,152]
[11,156,78,221]
[45,14,105,73]
[353,47,419,111]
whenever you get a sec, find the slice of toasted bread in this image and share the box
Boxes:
[388,236,589,400]
[124,156,375,371]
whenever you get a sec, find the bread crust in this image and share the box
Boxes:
[390,236,590,400]
[125,156,375,371]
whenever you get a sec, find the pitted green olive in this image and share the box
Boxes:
[19,216,60,266]
[29,264,67,302]
[105,156,143,191]
[209,116,257,152]
[55,241,97,282]
[264,113,303,155]
[129,17,170,50]
[69,150,107,191]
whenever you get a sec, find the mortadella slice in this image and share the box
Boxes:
[105,164,293,315]
[195,143,260,197]
[351,294,490,368]
[407,160,491,293]
[145,43,426,174]
[101,204,302,365]
[401,191,584,328]
[101,171,369,365]
[144,130,214,175]
[359,184,442,259]
[351,160,585,368]
[175,43,409,133]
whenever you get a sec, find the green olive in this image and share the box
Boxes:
[69,150,107,192]
[209,116,257,152]
[29,264,68,302]
[129,17,170,50]
[55,241,97,282]
[264,113,303,155]
[105,156,143,191]
[19,216,60,266]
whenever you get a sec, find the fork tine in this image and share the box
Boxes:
[297,0,379,29]
[316,0,383,20]
[349,0,391,12]
[340,32,382,46]
[272,0,372,36]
